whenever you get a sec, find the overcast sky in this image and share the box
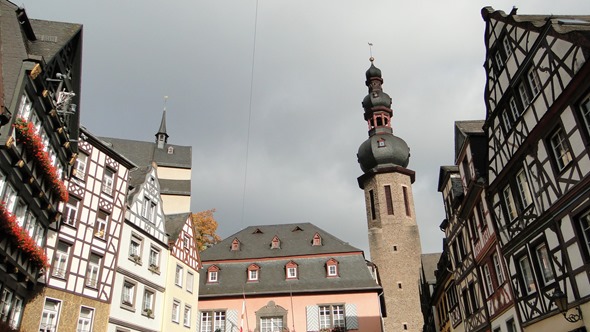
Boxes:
[23,0,590,256]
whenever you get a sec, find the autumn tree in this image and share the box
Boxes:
[191,208,222,251]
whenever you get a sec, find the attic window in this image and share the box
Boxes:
[312,233,322,246]
[292,226,303,232]
[247,264,260,282]
[207,265,219,283]
[285,261,298,280]
[167,146,174,154]
[271,236,281,249]
[326,258,339,277]
[252,228,264,234]
[377,138,386,148]
[231,238,240,251]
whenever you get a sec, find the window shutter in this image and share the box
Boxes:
[195,311,200,332]
[345,303,358,330]
[306,305,319,331]
[226,309,238,332]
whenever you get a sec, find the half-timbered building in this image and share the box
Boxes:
[198,223,383,332]
[482,7,590,331]
[21,127,134,332]
[108,166,169,332]
[162,212,201,331]
[0,2,81,329]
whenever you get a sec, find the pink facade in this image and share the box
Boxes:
[199,292,382,332]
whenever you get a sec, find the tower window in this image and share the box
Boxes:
[393,245,398,252]
[398,282,402,289]
[402,186,411,217]
[377,139,386,148]
[384,185,394,215]
[369,190,376,220]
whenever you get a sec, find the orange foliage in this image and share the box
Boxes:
[191,209,222,251]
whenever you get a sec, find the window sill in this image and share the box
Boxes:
[120,304,135,313]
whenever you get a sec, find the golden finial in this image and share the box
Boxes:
[368,42,374,63]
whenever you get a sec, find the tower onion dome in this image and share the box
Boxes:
[357,58,410,172]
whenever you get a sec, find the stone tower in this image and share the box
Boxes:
[356,59,424,332]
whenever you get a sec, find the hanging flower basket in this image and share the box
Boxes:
[0,203,48,269]
[13,118,68,202]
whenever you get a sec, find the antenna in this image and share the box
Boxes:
[368,42,374,62]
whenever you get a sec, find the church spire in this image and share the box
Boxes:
[156,97,169,149]
[357,58,410,173]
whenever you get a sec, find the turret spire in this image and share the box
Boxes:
[357,59,410,172]
[156,96,169,149]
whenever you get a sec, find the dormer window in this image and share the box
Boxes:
[167,146,174,154]
[207,265,219,283]
[231,238,240,251]
[312,233,322,246]
[271,236,281,249]
[326,258,339,277]
[247,264,260,282]
[285,261,298,280]
[377,138,386,148]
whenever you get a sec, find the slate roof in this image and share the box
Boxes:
[127,166,152,202]
[0,1,82,111]
[199,223,380,297]
[200,223,362,261]
[159,179,191,196]
[165,212,192,242]
[421,253,442,285]
[482,7,590,46]
[454,120,484,161]
[99,137,192,169]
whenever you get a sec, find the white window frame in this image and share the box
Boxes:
[208,271,218,283]
[75,153,88,177]
[129,236,142,259]
[527,68,542,97]
[550,128,572,171]
[200,311,226,332]
[519,83,531,108]
[39,298,61,332]
[63,197,79,226]
[102,168,114,194]
[319,304,345,329]
[516,168,533,207]
[536,243,555,284]
[0,288,13,322]
[503,37,512,58]
[249,269,258,281]
[493,253,505,285]
[328,264,338,277]
[53,241,70,279]
[86,254,101,288]
[172,300,180,323]
[187,271,194,293]
[483,264,493,296]
[580,96,590,135]
[287,267,297,279]
[122,281,135,307]
[184,305,191,327]
[142,290,155,317]
[519,256,536,294]
[175,265,183,287]
[18,93,32,119]
[76,306,94,332]
[8,296,22,329]
[503,185,518,221]
[95,214,107,239]
[149,247,160,270]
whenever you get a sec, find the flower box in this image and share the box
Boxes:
[13,118,68,202]
[0,203,47,270]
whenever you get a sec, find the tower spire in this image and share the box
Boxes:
[356,60,423,332]
[156,96,169,149]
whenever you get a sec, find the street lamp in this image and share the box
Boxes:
[551,289,583,323]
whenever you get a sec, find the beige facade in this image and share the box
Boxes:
[361,170,424,332]
[21,288,110,332]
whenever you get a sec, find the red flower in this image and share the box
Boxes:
[13,118,69,202]
[0,203,48,269]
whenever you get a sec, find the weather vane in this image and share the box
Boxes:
[368,42,374,62]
